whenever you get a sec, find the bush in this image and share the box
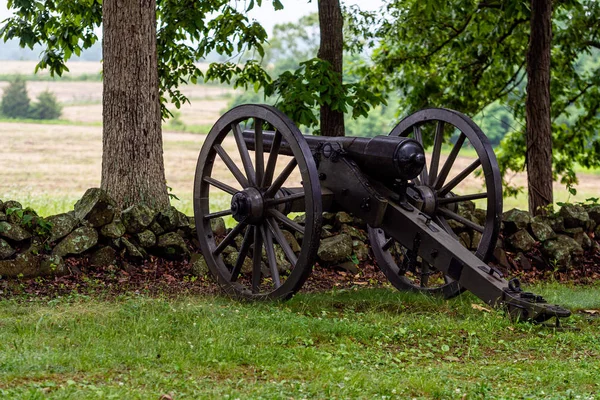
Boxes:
[0,76,31,118]
[31,90,62,120]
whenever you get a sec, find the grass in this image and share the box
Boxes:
[0,285,599,398]
[0,117,101,126]
[2,191,231,223]
[163,123,214,135]
[0,73,103,82]
[0,193,83,217]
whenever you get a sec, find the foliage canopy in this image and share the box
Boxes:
[0,0,383,128]
[350,0,600,194]
[0,0,273,118]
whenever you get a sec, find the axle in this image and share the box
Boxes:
[243,130,426,181]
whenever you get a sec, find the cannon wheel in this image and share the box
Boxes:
[193,104,322,300]
[369,108,502,297]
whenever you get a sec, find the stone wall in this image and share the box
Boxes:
[1,188,599,280]
[497,205,600,270]
[0,188,197,278]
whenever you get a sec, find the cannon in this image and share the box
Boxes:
[193,104,570,323]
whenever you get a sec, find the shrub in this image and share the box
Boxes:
[31,90,62,120]
[0,76,31,119]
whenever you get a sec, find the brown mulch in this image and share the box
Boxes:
[0,254,389,300]
[1,246,598,301]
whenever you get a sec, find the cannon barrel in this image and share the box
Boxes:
[243,130,425,181]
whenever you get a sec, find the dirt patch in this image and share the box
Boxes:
[0,251,389,300]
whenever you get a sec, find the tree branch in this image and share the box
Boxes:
[478,2,502,9]
[495,62,526,98]
[387,12,475,64]
[552,81,595,122]
[497,18,528,44]
[585,40,600,49]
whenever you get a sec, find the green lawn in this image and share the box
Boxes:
[1,284,599,399]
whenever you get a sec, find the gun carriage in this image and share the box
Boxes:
[193,104,570,323]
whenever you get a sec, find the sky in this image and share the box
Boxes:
[246,0,382,34]
[0,0,383,36]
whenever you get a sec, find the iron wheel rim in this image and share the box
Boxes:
[193,104,322,300]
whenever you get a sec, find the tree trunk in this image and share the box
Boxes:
[317,0,345,137]
[102,0,169,210]
[525,0,553,215]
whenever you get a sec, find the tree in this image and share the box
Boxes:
[525,0,553,213]
[31,90,62,120]
[101,0,167,208]
[0,75,30,119]
[357,0,600,210]
[262,9,386,135]
[317,0,345,137]
[1,0,273,209]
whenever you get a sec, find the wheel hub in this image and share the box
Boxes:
[231,187,264,223]
[411,185,458,216]
[413,185,437,216]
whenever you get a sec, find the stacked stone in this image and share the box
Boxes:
[0,189,199,278]
[209,210,371,279]
[2,188,599,280]
[499,204,600,269]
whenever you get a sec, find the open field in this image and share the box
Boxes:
[0,79,233,126]
[1,285,599,398]
[0,61,103,77]
[1,119,599,217]
[0,60,210,78]
[1,67,598,215]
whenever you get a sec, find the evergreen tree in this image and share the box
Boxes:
[0,76,31,119]
[31,90,62,120]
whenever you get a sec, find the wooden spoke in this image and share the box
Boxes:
[214,144,249,188]
[413,125,428,185]
[213,221,247,256]
[420,263,430,287]
[204,176,238,196]
[262,225,281,288]
[437,192,488,205]
[252,226,263,293]
[194,105,322,300]
[429,121,444,186]
[433,132,466,190]
[438,207,484,233]
[232,123,256,186]
[265,192,305,207]
[369,108,502,298]
[433,215,460,239]
[230,226,254,282]
[262,130,282,187]
[254,119,265,188]
[439,159,482,196]
[382,237,394,252]
[268,209,305,235]
[264,158,298,198]
[204,209,233,220]
[267,218,298,267]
